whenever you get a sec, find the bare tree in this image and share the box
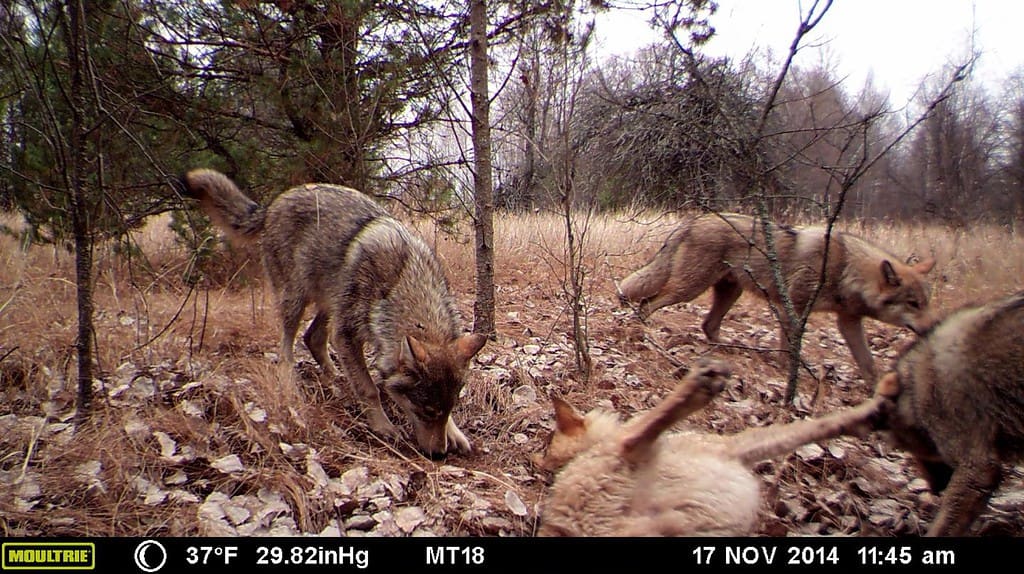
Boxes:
[547,20,595,382]
[1005,69,1024,216]
[1,0,201,418]
[891,73,1005,223]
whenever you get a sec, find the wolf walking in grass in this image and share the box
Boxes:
[879,290,1024,536]
[182,169,486,457]
[535,360,897,536]
[619,213,935,383]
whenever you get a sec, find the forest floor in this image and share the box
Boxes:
[2,210,1022,537]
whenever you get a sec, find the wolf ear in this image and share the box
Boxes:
[401,335,431,367]
[550,394,585,436]
[454,333,487,365]
[880,260,901,287]
[913,256,936,275]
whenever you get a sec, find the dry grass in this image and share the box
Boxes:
[1,209,1021,537]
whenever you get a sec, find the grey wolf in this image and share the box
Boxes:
[535,360,897,536]
[880,290,1024,536]
[182,169,486,457]
[619,213,935,382]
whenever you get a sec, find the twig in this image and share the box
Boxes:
[18,417,47,483]
[0,346,18,365]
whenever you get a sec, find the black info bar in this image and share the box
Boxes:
[0,537,1007,572]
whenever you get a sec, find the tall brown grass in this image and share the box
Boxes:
[1,209,1020,536]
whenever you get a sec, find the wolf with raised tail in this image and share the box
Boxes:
[182,169,487,457]
[535,360,897,536]
[619,213,935,383]
[879,290,1024,536]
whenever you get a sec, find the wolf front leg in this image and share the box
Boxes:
[926,456,1002,536]
[730,394,892,466]
[333,332,400,440]
[836,313,877,384]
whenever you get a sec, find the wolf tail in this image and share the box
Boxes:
[728,395,890,467]
[618,222,691,304]
[181,169,265,245]
[618,260,667,304]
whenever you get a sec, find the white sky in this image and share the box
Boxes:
[593,0,1022,105]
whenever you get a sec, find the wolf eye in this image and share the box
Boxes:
[421,405,443,420]
[907,300,920,309]
[388,378,415,396]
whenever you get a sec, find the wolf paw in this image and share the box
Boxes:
[368,412,401,441]
[686,359,732,394]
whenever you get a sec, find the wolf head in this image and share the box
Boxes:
[871,257,936,334]
[533,395,621,472]
[382,333,487,457]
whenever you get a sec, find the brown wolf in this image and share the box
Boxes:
[619,213,935,382]
[879,290,1024,536]
[181,169,487,457]
[535,360,897,536]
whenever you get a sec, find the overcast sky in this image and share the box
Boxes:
[593,0,1022,105]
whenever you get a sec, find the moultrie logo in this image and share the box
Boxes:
[2,542,95,570]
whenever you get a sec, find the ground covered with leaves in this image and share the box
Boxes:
[2,213,1022,537]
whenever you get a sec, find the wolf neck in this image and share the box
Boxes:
[371,235,462,349]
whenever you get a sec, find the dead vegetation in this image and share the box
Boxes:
[1,211,1022,537]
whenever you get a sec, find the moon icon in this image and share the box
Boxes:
[134,539,168,573]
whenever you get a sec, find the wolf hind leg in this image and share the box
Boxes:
[277,295,306,370]
[302,311,338,378]
[333,331,400,440]
[619,360,731,462]
[702,276,742,342]
[926,457,1001,536]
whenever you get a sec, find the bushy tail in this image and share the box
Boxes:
[618,223,691,304]
[619,360,731,463]
[181,169,265,245]
[618,258,669,304]
[728,394,892,467]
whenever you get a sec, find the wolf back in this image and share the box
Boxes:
[619,213,935,382]
[181,169,485,456]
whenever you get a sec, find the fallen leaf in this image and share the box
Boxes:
[504,489,528,517]
[211,454,245,474]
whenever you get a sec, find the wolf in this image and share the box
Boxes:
[534,359,898,536]
[619,213,935,383]
[181,169,487,457]
[879,290,1024,536]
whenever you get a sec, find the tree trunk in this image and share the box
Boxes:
[68,0,95,420]
[521,57,539,210]
[469,0,495,336]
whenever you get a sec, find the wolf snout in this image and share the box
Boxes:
[906,310,938,335]
[416,432,449,459]
[410,417,460,459]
